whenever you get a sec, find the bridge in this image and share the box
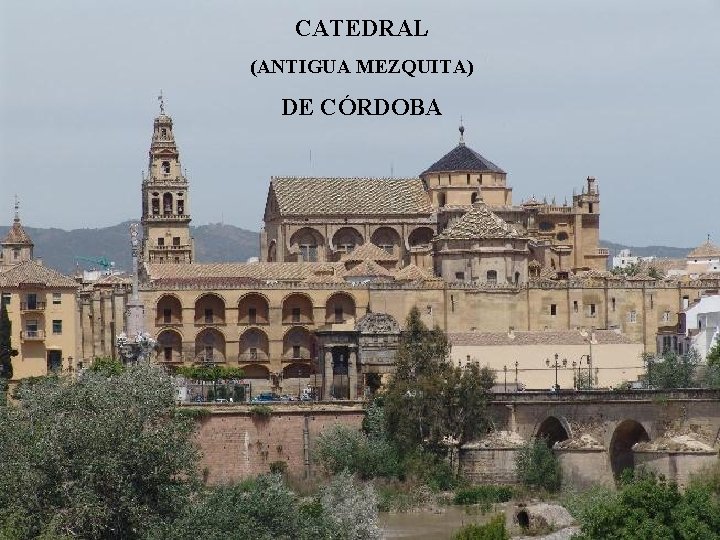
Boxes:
[189,389,720,487]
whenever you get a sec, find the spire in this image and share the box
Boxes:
[458,116,465,146]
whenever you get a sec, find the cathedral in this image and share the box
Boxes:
[75,104,719,396]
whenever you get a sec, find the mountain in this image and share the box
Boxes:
[0,222,260,274]
[599,241,691,260]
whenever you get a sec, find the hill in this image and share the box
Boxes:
[599,241,690,260]
[0,222,260,274]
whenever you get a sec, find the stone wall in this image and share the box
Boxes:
[634,451,719,488]
[192,404,364,484]
[458,447,519,484]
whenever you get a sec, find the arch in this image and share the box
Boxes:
[371,227,402,256]
[282,293,314,324]
[194,293,226,325]
[289,227,324,262]
[332,227,364,255]
[242,364,270,380]
[536,416,571,447]
[609,420,650,479]
[283,362,311,379]
[514,271,521,285]
[238,293,270,325]
[162,192,173,214]
[325,292,356,324]
[156,294,183,325]
[156,329,182,363]
[556,232,569,242]
[408,227,435,249]
[194,328,226,363]
[239,328,269,361]
[283,326,315,360]
[267,240,277,262]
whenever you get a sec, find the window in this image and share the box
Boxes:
[162,161,171,174]
[158,237,165,247]
[299,245,317,262]
[292,307,301,323]
[1,293,10,306]
[248,307,257,324]
[173,237,180,246]
[450,294,455,313]
[52,293,61,305]
[588,304,596,317]
[629,310,637,323]
[52,320,62,335]
[161,128,167,138]
[588,203,594,213]
[177,200,184,214]
[573,301,579,313]
[662,310,670,323]
[455,272,465,280]
[426,305,433,315]
[611,297,616,312]
[26,293,37,310]
[204,345,213,361]
[26,319,38,333]
[556,232,569,241]
[539,222,554,232]
[151,198,160,215]
[250,347,258,360]
[466,173,471,184]
[334,307,343,323]
[163,308,172,324]
[204,308,213,324]
[293,345,301,359]
[164,347,173,361]
[174,257,180,263]
[550,304,557,316]
[486,270,497,284]
[13,248,20,259]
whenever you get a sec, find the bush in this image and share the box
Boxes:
[269,460,287,475]
[452,514,509,540]
[249,404,272,418]
[454,485,514,506]
[515,438,561,492]
[402,449,458,491]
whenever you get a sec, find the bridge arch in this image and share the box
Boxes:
[535,416,571,447]
[609,419,650,479]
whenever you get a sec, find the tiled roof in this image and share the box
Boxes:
[270,177,433,216]
[688,241,720,258]
[449,330,638,347]
[434,203,520,241]
[145,262,346,282]
[421,144,505,175]
[343,259,392,278]
[0,261,78,288]
[342,243,398,263]
[2,219,33,245]
[394,264,439,281]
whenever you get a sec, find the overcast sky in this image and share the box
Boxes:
[1,0,718,247]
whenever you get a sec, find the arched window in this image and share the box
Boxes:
[486,270,498,284]
[514,271,520,284]
[557,232,569,241]
[162,193,173,215]
[371,227,401,255]
[162,161,171,174]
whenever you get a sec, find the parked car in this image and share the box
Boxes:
[279,394,296,402]
[251,392,281,403]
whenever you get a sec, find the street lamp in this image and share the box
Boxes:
[503,365,508,393]
[546,353,567,392]
[572,360,578,389]
[514,361,519,385]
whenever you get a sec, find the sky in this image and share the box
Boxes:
[1,0,718,247]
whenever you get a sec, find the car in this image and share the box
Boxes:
[279,394,296,402]
[251,392,281,403]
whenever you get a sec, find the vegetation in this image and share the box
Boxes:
[451,514,509,540]
[176,364,244,381]
[643,350,701,389]
[249,404,273,418]
[570,470,720,540]
[0,364,199,539]
[453,485,514,506]
[88,355,125,376]
[515,438,562,492]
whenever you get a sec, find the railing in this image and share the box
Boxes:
[145,214,191,222]
[21,330,45,341]
[20,301,46,311]
[153,244,192,251]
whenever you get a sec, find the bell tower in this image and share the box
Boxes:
[141,93,194,264]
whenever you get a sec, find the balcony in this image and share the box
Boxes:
[145,214,191,222]
[21,330,45,341]
[153,244,193,251]
[20,301,46,312]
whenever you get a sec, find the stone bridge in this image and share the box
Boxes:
[190,389,720,487]
[461,389,720,488]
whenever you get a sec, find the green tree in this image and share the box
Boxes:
[515,438,562,492]
[88,356,124,376]
[573,471,720,540]
[384,307,495,456]
[645,350,700,389]
[0,363,199,539]
[0,300,15,382]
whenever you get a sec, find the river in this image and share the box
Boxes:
[380,506,494,539]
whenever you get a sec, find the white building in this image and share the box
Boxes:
[612,249,655,270]
[658,293,720,360]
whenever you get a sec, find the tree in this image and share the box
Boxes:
[645,350,700,389]
[0,363,199,539]
[0,300,15,382]
[384,308,495,456]
[707,340,720,368]
[515,438,562,492]
[88,356,124,376]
